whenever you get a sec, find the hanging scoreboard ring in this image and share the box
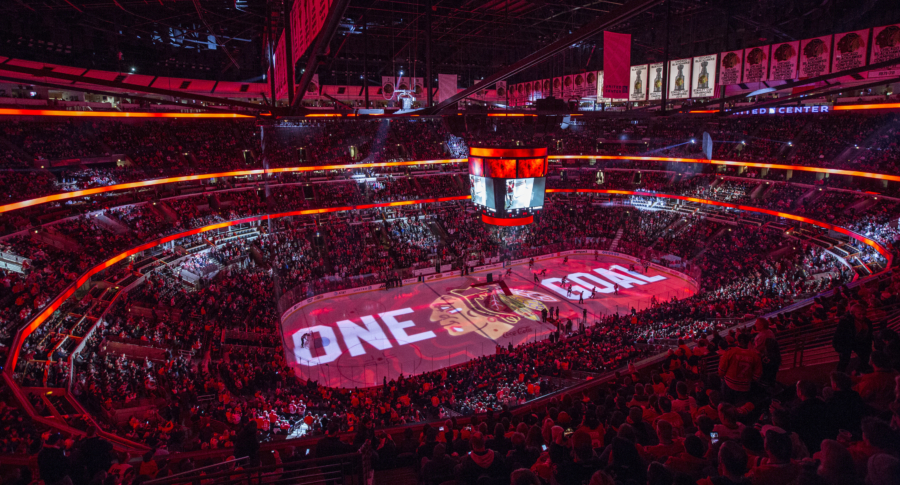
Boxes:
[467,146,548,226]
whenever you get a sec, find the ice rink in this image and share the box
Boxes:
[280,253,697,388]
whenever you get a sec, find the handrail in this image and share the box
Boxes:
[1,191,893,459]
[3,153,900,214]
[144,456,249,485]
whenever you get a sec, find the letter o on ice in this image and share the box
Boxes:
[293,325,342,366]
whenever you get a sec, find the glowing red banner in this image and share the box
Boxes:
[603,32,631,99]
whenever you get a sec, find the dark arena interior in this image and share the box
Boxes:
[2,1,900,484]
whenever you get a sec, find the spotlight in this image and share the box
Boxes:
[690,138,696,144]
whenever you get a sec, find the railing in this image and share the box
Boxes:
[145,449,370,485]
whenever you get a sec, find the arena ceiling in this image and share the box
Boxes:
[1,0,898,87]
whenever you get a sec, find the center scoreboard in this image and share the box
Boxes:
[468,146,548,226]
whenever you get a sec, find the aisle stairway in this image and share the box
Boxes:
[608,227,625,251]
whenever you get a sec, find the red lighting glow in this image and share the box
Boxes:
[833,103,900,111]
[469,147,549,158]
[2,154,898,215]
[481,213,534,226]
[0,109,252,118]
[4,194,472,373]
[5,190,890,375]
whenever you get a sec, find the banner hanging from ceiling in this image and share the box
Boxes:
[602,32,631,99]
[743,45,770,83]
[769,41,800,81]
[799,36,832,78]
[869,24,900,79]
[274,34,288,100]
[290,0,335,66]
[719,51,743,85]
[437,74,457,103]
[691,54,717,97]
[629,65,648,101]
[596,71,609,104]
[648,63,664,101]
[667,58,691,99]
[832,29,869,75]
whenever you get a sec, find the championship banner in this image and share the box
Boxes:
[596,71,609,104]
[381,76,396,97]
[667,58,691,100]
[769,41,800,81]
[273,33,288,100]
[573,73,588,96]
[585,72,598,97]
[743,45,770,83]
[870,25,900,79]
[495,80,508,98]
[629,65,648,101]
[719,50,743,85]
[832,29,869,75]
[437,74,457,102]
[691,54,716,98]
[648,62,665,100]
[562,75,574,96]
[799,36,832,78]
[602,31,631,99]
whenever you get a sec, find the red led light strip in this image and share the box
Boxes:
[481,213,534,226]
[8,190,890,375]
[469,147,548,158]
[545,188,892,261]
[551,155,900,183]
[0,159,467,213]
[3,154,899,215]
[4,194,472,373]
[0,108,253,118]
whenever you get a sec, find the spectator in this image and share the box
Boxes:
[787,381,830,453]
[853,351,899,413]
[834,303,874,373]
[718,333,762,404]
[316,422,356,458]
[816,439,859,485]
[746,429,800,485]
[233,421,261,467]
[699,440,748,485]
[827,371,869,439]
[455,431,507,485]
[421,444,456,485]
[38,434,71,485]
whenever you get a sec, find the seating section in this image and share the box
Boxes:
[0,115,899,485]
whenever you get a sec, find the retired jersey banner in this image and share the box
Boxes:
[870,25,900,79]
[800,36,832,78]
[648,63,665,101]
[832,29,869,74]
[691,55,717,97]
[769,41,800,80]
[667,58,691,99]
[602,32,631,99]
[629,65,648,101]
[719,51,743,85]
[743,45,770,83]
